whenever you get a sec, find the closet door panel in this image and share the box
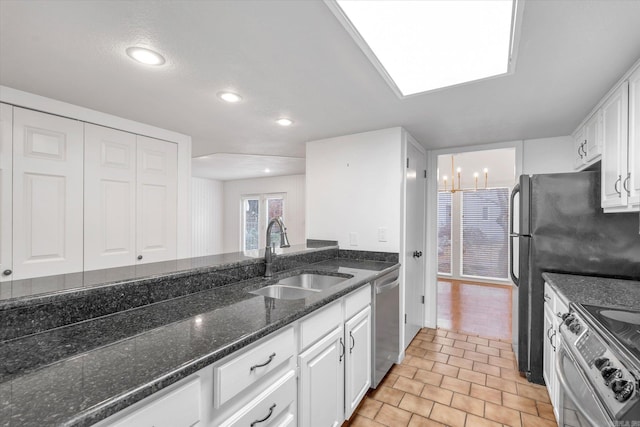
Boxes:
[136,136,177,263]
[84,124,136,270]
[12,107,83,279]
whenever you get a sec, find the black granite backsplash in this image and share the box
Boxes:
[1,247,338,342]
[338,249,399,263]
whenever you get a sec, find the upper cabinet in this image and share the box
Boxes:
[572,58,640,213]
[0,88,190,281]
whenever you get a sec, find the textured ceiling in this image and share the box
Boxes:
[1,0,640,160]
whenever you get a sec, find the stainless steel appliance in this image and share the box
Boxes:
[556,303,640,426]
[371,268,400,388]
[509,170,640,383]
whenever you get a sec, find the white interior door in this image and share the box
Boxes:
[405,142,426,347]
[136,135,177,264]
[84,124,137,271]
[12,107,84,279]
[0,103,12,281]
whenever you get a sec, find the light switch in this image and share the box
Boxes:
[378,227,388,242]
[349,232,358,246]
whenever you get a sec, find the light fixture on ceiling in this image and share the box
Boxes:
[441,155,489,193]
[328,0,519,96]
[125,47,166,66]
[276,118,293,127]
[217,92,243,103]
[264,168,270,173]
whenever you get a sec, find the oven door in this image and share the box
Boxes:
[555,345,614,427]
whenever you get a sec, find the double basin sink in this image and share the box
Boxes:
[250,273,352,300]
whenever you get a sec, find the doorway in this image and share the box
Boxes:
[435,148,515,339]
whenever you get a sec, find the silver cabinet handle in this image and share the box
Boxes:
[349,331,355,353]
[580,141,587,157]
[614,176,622,196]
[550,330,556,351]
[339,338,345,362]
[250,353,276,372]
[577,144,583,159]
[623,173,630,196]
[251,404,276,427]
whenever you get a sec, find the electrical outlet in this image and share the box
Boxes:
[349,232,358,246]
[378,227,387,242]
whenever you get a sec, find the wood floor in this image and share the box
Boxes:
[347,280,557,426]
[437,278,512,341]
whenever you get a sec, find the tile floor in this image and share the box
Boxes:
[348,328,557,427]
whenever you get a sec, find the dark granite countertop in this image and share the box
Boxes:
[1,257,398,427]
[542,272,640,310]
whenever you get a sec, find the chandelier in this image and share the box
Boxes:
[441,155,489,193]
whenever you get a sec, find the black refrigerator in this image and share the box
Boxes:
[509,170,640,384]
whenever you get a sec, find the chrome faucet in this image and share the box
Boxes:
[264,217,290,277]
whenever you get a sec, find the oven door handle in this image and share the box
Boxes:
[555,346,613,427]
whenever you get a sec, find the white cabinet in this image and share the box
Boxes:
[298,325,345,427]
[11,107,84,279]
[601,82,630,211]
[627,65,640,207]
[0,103,12,281]
[573,110,603,170]
[543,283,569,424]
[84,125,178,269]
[344,306,371,419]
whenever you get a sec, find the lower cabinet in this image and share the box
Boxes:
[344,306,372,419]
[298,326,345,427]
[543,283,569,424]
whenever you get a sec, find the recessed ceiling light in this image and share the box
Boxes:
[218,92,243,103]
[125,47,165,66]
[264,168,271,173]
[276,118,293,126]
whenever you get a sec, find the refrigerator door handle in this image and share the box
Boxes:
[509,184,520,286]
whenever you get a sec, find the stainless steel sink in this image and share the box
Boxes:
[249,284,321,300]
[277,273,349,290]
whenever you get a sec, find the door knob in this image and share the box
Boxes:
[137,255,143,260]
[2,269,11,276]
[412,251,422,258]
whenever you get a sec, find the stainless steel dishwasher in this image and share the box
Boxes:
[371,268,400,388]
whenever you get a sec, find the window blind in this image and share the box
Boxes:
[437,192,452,274]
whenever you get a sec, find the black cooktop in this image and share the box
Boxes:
[582,304,640,363]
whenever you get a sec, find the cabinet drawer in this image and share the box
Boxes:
[112,377,200,427]
[219,370,296,427]
[345,284,371,320]
[299,301,342,351]
[214,327,295,408]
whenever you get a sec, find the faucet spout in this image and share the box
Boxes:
[264,217,290,277]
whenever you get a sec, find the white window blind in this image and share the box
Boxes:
[461,188,509,279]
[437,192,452,274]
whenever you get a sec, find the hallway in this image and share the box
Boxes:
[437,279,512,341]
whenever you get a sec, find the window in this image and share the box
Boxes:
[437,192,452,275]
[241,193,286,252]
[461,188,509,279]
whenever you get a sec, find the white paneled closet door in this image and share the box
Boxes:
[0,104,12,282]
[136,135,177,264]
[84,124,136,271]
[12,107,84,279]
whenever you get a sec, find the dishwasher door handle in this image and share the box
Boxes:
[376,280,399,294]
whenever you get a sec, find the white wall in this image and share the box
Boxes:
[223,174,305,253]
[522,136,574,175]
[306,128,403,252]
[191,177,224,257]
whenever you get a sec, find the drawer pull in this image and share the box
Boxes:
[350,331,355,353]
[250,353,276,372]
[250,403,276,426]
[339,338,345,362]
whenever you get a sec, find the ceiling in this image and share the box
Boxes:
[192,153,305,181]
[1,0,640,161]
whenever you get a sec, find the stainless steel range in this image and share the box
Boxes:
[557,303,640,426]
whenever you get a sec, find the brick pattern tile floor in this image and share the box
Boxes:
[348,328,558,427]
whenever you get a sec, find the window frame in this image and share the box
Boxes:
[240,192,287,253]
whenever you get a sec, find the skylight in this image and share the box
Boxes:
[330,0,518,96]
